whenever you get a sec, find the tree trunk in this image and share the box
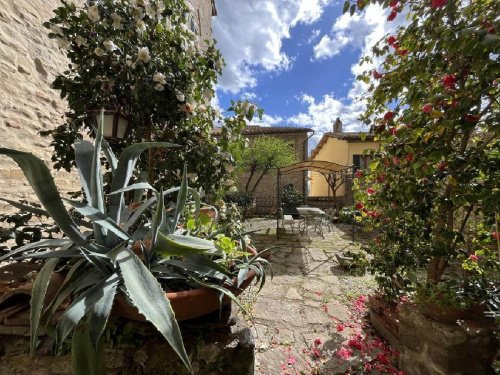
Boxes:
[250,169,269,195]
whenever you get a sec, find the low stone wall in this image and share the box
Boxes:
[398,305,495,375]
[0,306,255,375]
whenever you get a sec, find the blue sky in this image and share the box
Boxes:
[211,0,405,147]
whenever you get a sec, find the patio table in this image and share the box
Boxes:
[296,207,328,236]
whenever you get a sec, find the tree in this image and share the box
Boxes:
[322,170,351,210]
[236,136,297,195]
[41,0,260,196]
[350,0,499,310]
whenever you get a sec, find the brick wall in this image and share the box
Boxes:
[0,0,214,214]
[237,132,309,215]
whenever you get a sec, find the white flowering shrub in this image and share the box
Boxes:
[42,0,261,195]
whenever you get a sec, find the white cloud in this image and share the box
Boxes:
[214,0,333,93]
[253,114,284,127]
[307,29,321,44]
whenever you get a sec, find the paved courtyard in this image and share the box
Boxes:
[241,219,398,375]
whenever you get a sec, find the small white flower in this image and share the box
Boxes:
[126,55,133,66]
[130,6,144,20]
[76,35,87,47]
[212,160,220,167]
[87,5,100,23]
[175,89,185,102]
[164,17,172,30]
[136,19,146,33]
[242,101,250,114]
[111,13,122,29]
[224,179,234,187]
[153,72,167,85]
[203,88,212,102]
[94,47,105,57]
[243,235,251,245]
[103,40,118,51]
[56,37,70,50]
[136,47,151,63]
[130,85,135,90]
[187,173,197,181]
[198,104,207,113]
[145,3,156,18]
[50,25,63,36]
[154,83,165,91]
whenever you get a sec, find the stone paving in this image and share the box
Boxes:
[241,219,380,375]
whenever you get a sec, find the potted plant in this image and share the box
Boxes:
[280,186,303,219]
[41,0,262,195]
[0,118,269,374]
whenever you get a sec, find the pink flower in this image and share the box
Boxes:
[376,352,389,364]
[314,338,322,346]
[367,210,379,218]
[492,231,499,240]
[312,348,321,358]
[355,202,364,210]
[348,339,363,350]
[389,0,399,7]
[367,187,376,195]
[387,10,397,21]
[373,70,383,79]
[355,169,364,178]
[336,324,345,332]
[384,111,395,121]
[405,153,414,162]
[465,114,480,123]
[364,362,373,372]
[469,254,479,262]
[392,156,400,165]
[422,103,433,113]
[315,291,322,297]
[286,355,297,365]
[390,127,397,135]
[377,174,386,182]
[431,0,447,8]
[442,75,456,90]
[336,347,352,360]
[397,48,408,56]
[387,35,397,46]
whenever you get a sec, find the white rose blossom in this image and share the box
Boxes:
[94,47,105,57]
[136,19,146,33]
[136,47,151,63]
[87,5,100,23]
[153,72,167,85]
[130,6,144,20]
[103,40,118,51]
[175,89,185,102]
[56,37,70,50]
[76,35,87,47]
[154,83,165,91]
[145,4,156,18]
[111,13,122,29]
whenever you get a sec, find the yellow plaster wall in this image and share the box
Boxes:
[309,138,379,197]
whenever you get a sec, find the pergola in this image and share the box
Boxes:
[276,160,353,235]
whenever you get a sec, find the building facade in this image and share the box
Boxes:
[309,119,379,205]
[0,0,216,211]
[235,126,312,215]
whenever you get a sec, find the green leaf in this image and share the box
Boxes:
[0,148,86,245]
[0,197,48,217]
[0,238,72,262]
[56,274,118,348]
[74,140,95,206]
[88,276,119,348]
[150,190,165,255]
[171,164,189,232]
[72,327,105,375]
[108,182,156,196]
[343,0,350,13]
[110,247,191,372]
[91,112,106,244]
[108,142,179,225]
[155,233,216,256]
[31,258,59,355]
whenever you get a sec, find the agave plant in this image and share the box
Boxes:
[0,118,269,374]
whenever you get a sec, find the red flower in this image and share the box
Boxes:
[364,362,373,372]
[442,75,456,90]
[488,27,496,34]
[389,127,397,136]
[373,70,383,79]
[389,0,399,8]
[492,231,499,240]
[438,161,447,171]
[355,202,364,210]
[387,10,397,21]
[392,156,400,165]
[450,99,459,108]
[355,169,364,178]
[376,352,389,364]
[377,173,386,182]
[387,35,397,46]
[367,187,376,195]
[422,103,433,113]
[469,254,479,262]
[405,153,414,162]
[348,339,363,350]
[431,0,447,8]
[286,355,297,365]
[384,111,395,121]
[336,324,345,332]
[465,114,480,123]
[314,338,322,346]
[312,348,321,358]
[336,347,352,360]
[367,210,379,218]
[397,49,408,56]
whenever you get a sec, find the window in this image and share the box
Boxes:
[352,154,371,172]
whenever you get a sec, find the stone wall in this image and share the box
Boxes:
[237,132,308,215]
[398,305,495,375]
[0,0,214,214]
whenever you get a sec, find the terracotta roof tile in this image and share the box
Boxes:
[212,125,312,135]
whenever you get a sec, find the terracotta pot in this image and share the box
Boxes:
[199,207,217,218]
[113,246,260,322]
[113,268,257,322]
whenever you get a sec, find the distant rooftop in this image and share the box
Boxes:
[212,125,313,136]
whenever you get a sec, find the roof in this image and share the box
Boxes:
[310,131,375,160]
[212,125,313,136]
[279,160,351,175]
[211,0,217,16]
